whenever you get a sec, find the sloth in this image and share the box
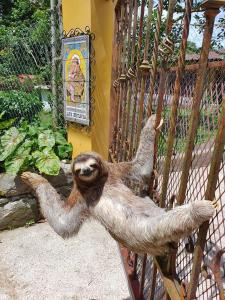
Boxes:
[21,115,216,256]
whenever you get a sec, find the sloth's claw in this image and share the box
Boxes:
[155,118,163,131]
[21,172,47,190]
[211,198,220,211]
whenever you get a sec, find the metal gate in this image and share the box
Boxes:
[109,0,225,299]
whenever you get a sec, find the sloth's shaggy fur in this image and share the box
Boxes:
[21,115,215,256]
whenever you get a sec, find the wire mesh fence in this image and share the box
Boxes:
[109,0,225,299]
[0,0,64,128]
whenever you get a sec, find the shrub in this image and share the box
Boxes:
[0,90,43,123]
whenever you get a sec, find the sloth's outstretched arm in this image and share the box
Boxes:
[147,200,216,248]
[115,115,160,183]
[21,172,88,238]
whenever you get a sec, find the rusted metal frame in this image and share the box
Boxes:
[160,0,193,208]
[124,0,139,161]
[149,0,176,284]
[166,59,225,72]
[209,248,225,300]
[146,0,164,117]
[120,0,134,161]
[123,81,133,161]
[118,2,130,161]
[120,246,140,300]
[128,0,146,159]
[139,254,147,299]
[115,3,127,160]
[146,3,177,299]
[187,98,225,300]
[155,0,176,125]
[109,9,121,155]
[136,0,154,145]
[114,8,123,160]
[118,2,129,159]
[148,0,176,201]
[149,263,157,300]
[177,4,221,206]
[153,257,185,300]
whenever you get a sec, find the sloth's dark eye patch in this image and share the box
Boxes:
[75,168,81,175]
[90,163,98,169]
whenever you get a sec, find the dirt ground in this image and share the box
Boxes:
[0,220,131,300]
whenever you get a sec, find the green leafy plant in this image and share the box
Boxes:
[0,122,73,176]
[32,147,60,176]
[0,127,26,161]
[0,111,16,131]
[0,90,43,123]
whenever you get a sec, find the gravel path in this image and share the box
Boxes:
[0,220,130,300]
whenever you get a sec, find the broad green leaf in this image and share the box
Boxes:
[0,127,26,161]
[33,148,60,175]
[56,143,73,159]
[5,140,33,174]
[0,118,16,130]
[54,132,68,145]
[28,125,39,137]
[38,130,55,149]
[0,111,5,119]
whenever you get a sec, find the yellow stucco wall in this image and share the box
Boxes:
[62,0,115,159]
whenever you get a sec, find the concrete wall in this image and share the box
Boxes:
[62,0,115,159]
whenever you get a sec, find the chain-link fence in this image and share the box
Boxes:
[0,0,64,128]
[0,1,73,177]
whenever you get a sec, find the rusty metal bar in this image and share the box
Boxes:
[120,247,140,300]
[155,0,176,126]
[119,1,132,160]
[115,3,127,160]
[187,98,225,299]
[109,10,120,153]
[124,0,138,161]
[147,0,164,116]
[154,257,184,300]
[160,0,193,207]
[165,58,225,72]
[210,248,225,300]
[149,263,157,300]
[136,0,153,142]
[118,2,129,161]
[128,0,146,159]
[177,2,221,205]
[148,0,176,199]
[122,0,134,160]
[139,254,147,299]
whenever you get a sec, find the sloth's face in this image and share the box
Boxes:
[73,157,100,182]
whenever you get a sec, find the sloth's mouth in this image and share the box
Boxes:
[80,169,94,177]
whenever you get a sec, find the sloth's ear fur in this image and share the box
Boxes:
[95,154,108,177]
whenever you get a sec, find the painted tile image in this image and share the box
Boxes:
[62,35,90,125]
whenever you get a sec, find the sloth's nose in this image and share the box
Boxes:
[81,167,92,176]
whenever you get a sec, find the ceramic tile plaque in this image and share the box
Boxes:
[62,35,90,125]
